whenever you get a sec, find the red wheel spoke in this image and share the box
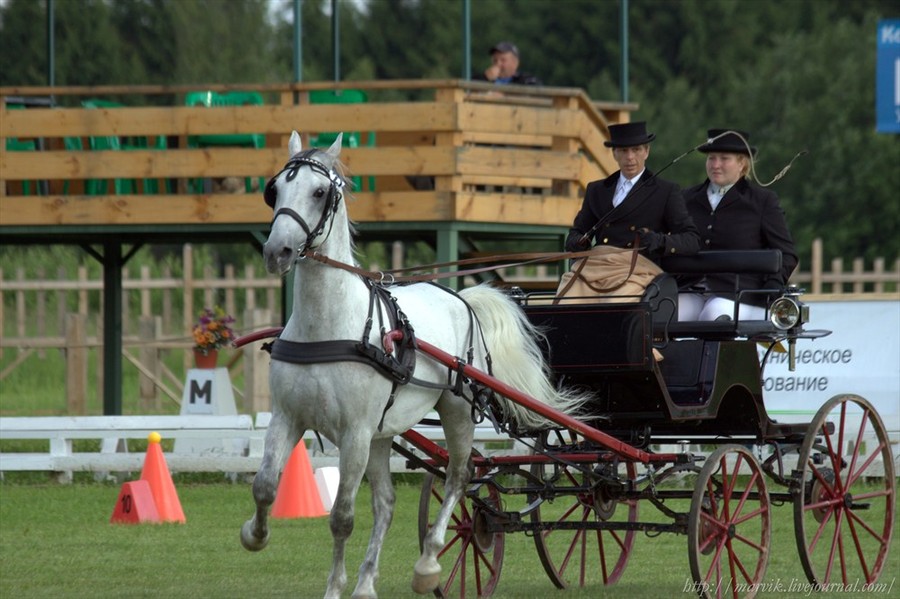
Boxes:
[846,505,891,544]
[437,530,463,560]
[700,508,729,534]
[733,504,768,527]
[596,529,609,584]
[851,486,893,501]
[844,511,874,583]
[733,530,767,553]
[822,509,845,583]
[847,441,885,488]
[730,470,759,522]
[703,529,727,584]
[808,458,838,496]
[846,410,870,478]
[727,538,754,594]
[806,502,836,555]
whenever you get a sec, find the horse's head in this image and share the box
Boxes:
[263,131,347,276]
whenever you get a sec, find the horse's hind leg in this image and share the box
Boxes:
[351,438,396,599]
[241,411,300,552]
[325,435,371,599]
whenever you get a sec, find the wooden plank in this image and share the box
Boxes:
[453,192,581,227]
[462,132,553,147]
[0,103,457,138]
[458,104,581,137]
[0,192,461,226]
[457,146,580,180]
[1,146,456,180]
[463,175,551,187]
[346,191,454,221]
[0,195,273,226]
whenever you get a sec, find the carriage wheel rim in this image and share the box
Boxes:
[688,444,771,599]
[793,394,896,587]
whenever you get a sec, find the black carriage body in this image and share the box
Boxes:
[525,302,801,443]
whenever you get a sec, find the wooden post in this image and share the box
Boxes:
[243,308,272,415]
[183,244,194,373]
[811,238,823,294]
[36,267,46,358]
[65,313,88,415]
[139,315,162,411]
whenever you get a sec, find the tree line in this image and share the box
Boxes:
[1,0,897,268]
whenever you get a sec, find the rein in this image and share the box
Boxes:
[301,245,625,285]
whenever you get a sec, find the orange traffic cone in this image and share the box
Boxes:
[110,480,160,524]
[271,441,328,519]
[140,432,186,523]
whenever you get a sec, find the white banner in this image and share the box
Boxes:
[759,299,900,435]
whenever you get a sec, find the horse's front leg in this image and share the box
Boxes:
[240,412,300,552]
[351,438,396,599]
[413,404,475,594]
[325,435,371,599]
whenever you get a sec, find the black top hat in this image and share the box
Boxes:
[489,42,519,57]
[698,129,757,156]
[604,122,656,148]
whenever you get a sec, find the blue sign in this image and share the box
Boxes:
[876,19,900,133]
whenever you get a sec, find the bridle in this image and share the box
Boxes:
[264,150,346,255]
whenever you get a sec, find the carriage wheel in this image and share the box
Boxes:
[529,459,638,588]
[794,394,896,587]
[688,445,771,599]
[418,469,504,598]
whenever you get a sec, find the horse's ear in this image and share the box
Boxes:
[325,133,343,158]
[289,131,302,156]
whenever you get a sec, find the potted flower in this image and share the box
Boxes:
[191,306,235,368]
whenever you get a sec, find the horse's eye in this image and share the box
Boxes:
[314,187,327,199]
[264,179,277,208]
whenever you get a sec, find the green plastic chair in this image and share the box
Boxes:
[79,100,134,194]
[4,104,39,195]
[308,89,375,191]
[185,91,265,192]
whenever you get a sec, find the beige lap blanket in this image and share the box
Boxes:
[554,247,663,305]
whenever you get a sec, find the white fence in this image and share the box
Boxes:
[0,413,527,482]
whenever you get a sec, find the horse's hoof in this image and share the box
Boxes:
[240,520,269,552]
[411,572,440,595]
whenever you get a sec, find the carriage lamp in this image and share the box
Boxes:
[770,296,801,330]
[769,286,808,331]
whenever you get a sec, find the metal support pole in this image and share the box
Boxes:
[332,0,340,81]
[102,242,124,415]
[620,0,629,103]
[462,0,471,80]
[293,0,302,83]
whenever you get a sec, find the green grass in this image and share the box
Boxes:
[1,480,897,599]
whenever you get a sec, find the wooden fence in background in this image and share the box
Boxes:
[1,238,897,416]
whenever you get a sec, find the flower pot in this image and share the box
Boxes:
[193,349,219,369]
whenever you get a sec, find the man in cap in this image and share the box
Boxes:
[678,129,798,320]
[481,41,541,85]
[565,121,700,262]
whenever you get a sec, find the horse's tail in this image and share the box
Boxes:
[459,285,593,430]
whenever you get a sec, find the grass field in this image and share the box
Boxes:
[1,478,897,599]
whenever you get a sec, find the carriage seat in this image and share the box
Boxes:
[658,250,783,339]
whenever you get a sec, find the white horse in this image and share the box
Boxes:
[240,131,590,598]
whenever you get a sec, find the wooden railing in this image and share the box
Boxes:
[0,80,633,232]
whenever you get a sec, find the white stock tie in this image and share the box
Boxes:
[708,186,724,211]
[613,179,633,208]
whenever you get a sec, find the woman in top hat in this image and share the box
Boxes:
[678,129,798,321]
[565,121,700,262]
